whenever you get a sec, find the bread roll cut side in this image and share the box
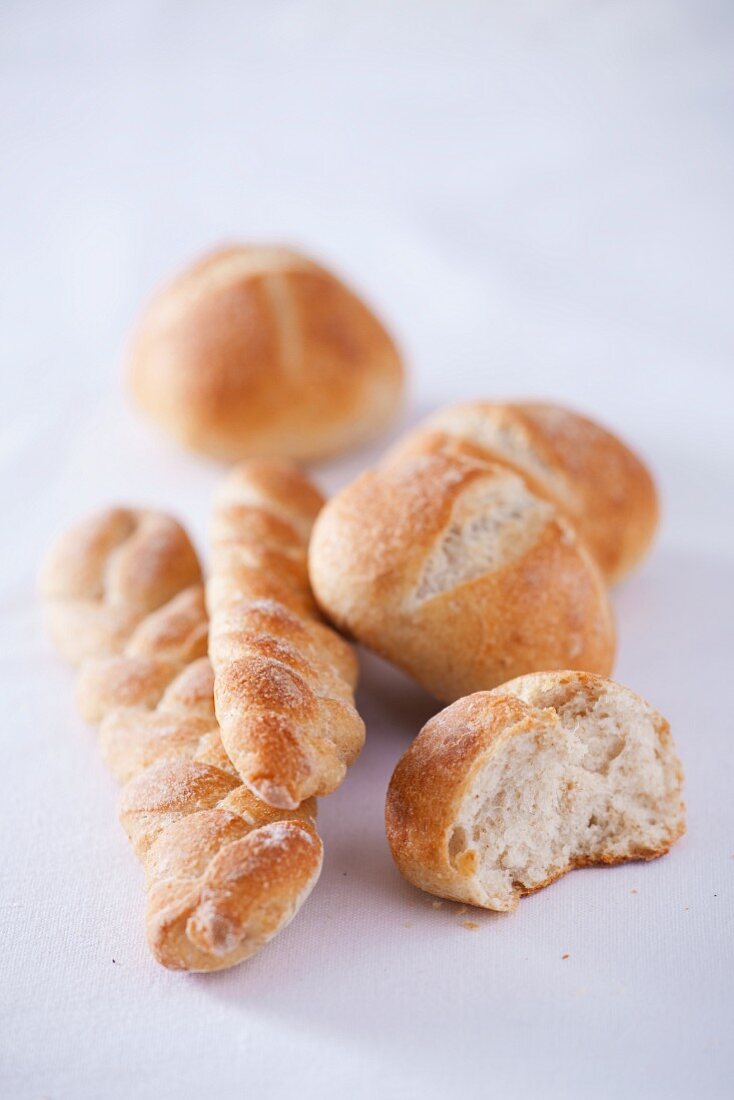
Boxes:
[386,671,685,911]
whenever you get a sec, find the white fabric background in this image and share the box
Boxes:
[2,2,733,1097]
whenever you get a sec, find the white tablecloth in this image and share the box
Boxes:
[2,3,733,1097]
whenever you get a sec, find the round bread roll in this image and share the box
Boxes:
[309,450,615,702]
[127,246,405,462]
[385,671,685,911]
[388,401,659,583]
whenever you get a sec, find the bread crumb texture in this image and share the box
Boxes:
[386,671,685,911]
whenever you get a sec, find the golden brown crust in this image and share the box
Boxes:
[386,694,533,898]
[42,507,324,972]
[385,672,685,910]
[100,708,217,785]
[39,508,201,665]
[127,245,405,462]
[208,461,365,808]
[309,451,615,702]
[76,585,209,724]
[145,815,321,971]
[389,401,659,583]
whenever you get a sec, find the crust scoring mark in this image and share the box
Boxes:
[411,472,555,604]
[428,405,574,507]
[264,272,303,381]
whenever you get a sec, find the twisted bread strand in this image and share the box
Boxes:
[39,508,201,665]
[77,583,209,725]
[42,508,322,972]
[208,461,366,809]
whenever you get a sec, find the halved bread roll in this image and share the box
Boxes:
[385,671,685,911]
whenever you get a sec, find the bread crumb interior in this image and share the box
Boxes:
[450,686,683,910]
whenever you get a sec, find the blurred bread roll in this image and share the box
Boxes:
[389,402,658,583]
[128,246,405,461]
[309,449,615,702]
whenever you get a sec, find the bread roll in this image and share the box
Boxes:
[389,401,658,583]
[128,246,405,462]
[386,671,685,911]
[309,450,615,702]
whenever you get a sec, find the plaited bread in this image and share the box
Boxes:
[128,245,405,462]
[386,671,685,911]
[309,450,615,702]
[98,656,224,784]
[39,508,201,665]
[76,584,209,724]
[388,401,659,583]
[207,460,365,809]
[41,511,322,972]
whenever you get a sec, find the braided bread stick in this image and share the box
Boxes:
[42,509,322,972]
[208,461,366,809]
[39,508,201,665]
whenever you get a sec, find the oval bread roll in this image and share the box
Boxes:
[309,450,615,702]
[389,401,659,583]
[385,671,685,911]
[128,246,405,462]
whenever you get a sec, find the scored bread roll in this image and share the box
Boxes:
[41,511,322,972]
[388,401,659,583]
[385,671,685,911]
[207,460,366,809]
[309,449,615,702]
[128,245,405,462]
